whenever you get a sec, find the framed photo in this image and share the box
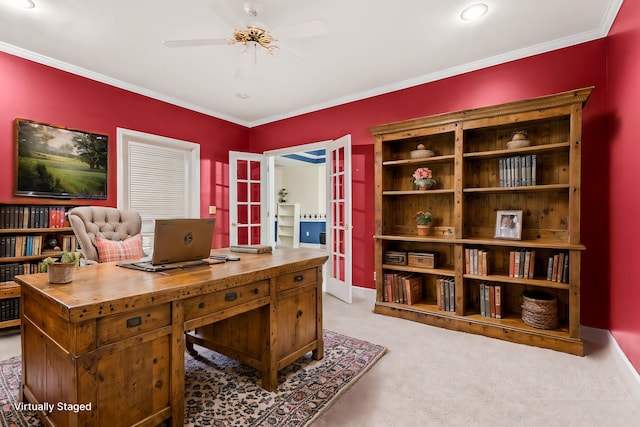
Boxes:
[494,210,523,240]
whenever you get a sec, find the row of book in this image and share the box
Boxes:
[509,249,536,279]
[0,297,20,322]
[498,154,537,187]
[465,248,489,275]
[0,205,68,229]
[547,252,570,283]
[1,235,44,258]
[437,277,455,312]
[382,272,423,305]
[479,283,503,319]
[0,262,41,283]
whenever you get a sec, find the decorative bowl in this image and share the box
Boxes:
[507,139,531,149]
[410,149,434,159]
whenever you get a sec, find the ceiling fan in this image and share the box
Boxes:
[162,0,328,58]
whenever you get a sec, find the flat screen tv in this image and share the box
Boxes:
[14,118,108,199]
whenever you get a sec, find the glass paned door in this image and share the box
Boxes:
[229,152,268,246]
[326,135,352,303]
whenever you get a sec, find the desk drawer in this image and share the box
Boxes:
[184,280,270,320]
[96,304,171,346]
[276,268,318,292]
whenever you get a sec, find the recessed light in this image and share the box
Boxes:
[2,0,36,9]
[460,3,488,21]
[236,92,250,99]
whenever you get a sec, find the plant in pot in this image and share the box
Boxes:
[412,167,436,190]
[278,187,288,203]
[40,251,78,284]
[415,211,432,236]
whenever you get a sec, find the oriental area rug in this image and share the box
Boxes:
[0,330,385,427]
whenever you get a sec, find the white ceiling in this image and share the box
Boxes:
[0,0,622,127]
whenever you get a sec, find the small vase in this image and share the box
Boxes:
[48,262,75,284]
[417,225,431,236]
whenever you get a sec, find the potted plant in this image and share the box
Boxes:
[278,187,288,203]
[412,167,436,190]
[415,211,432,236]
[40,251,78,284]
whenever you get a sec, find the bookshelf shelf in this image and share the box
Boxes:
[371,87,592,355]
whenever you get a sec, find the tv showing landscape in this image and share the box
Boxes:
[15,118,108,199]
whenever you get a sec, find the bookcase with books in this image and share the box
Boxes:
[371,87,592,355]
[0,202,79,330]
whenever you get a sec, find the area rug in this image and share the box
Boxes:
[1,330,385,427]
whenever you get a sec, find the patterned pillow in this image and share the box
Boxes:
[95,234,144,263]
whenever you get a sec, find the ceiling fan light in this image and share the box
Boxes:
[460,3,488,21]
[3,0,35,9]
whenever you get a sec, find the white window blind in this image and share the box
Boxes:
[128,143,188,218]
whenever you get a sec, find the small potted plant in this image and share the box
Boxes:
[278,187,288,203]
[415,211,432,236]
[40,251,78,284]
[412,167,436,190]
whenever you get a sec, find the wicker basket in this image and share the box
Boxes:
[48,263,75,284]
[521,290,557,329]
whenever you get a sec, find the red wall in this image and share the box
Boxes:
[250,40,610,330]
[605,0,640,373]
[0,51,249,248]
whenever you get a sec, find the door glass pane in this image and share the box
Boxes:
[237,160,248,180]
[250,225,261,243]
[251,205,261,223]
[238,204,248,223]
[237,182,248,203]
[237,226,248,245]
[250,183,261,202]
[250,160,261,180]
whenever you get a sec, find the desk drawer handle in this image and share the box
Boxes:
[198,302,205,309]
[126,316,142,328]
[294,275,304,282]
[252,288,259,294]
[296,309,303,318]
[225,292,237,301]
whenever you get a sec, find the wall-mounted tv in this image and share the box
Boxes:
[14,118,108,200]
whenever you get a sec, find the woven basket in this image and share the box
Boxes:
[48,263,75,284]
[521,290,557,329]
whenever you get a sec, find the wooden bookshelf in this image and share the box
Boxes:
[0,202,78,330]
[371,87,592,355]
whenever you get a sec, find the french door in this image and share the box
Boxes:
[228,151,270,246]
[325,135,352,303]
[229,136,352,303]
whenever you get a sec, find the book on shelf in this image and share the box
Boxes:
[403,274,423,306]
[551,254,560,282]
[498,154,537,188]
[478,283,504,319]
[562,254,570,283]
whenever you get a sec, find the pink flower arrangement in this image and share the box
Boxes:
[412,167,436,188]
[413,167,433,180]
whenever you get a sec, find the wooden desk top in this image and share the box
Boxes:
[15,247,328,323]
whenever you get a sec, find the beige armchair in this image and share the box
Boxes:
[68,206,143,264]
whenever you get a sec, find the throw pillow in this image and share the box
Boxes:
[95,234,144,263]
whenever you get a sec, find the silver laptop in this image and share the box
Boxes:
[117,218,217,272]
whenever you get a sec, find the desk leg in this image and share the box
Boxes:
[171,300,185,426]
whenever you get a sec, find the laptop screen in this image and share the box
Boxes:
[150,218,215,265]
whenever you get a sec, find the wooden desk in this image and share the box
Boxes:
[16,248,327,427]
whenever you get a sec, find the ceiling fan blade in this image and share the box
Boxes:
[162,38,228,48]
[275,20,329,41]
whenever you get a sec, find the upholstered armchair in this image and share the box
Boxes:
[68,206,144,264]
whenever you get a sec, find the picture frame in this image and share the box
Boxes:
[494,210,523,240]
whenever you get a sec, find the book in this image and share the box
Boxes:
[557,252,565,283]
[562,254,570,283]
[551,254,560,282]
[229,244,273,254]
[489,284,496,318]
[528,250,536,279]
[403,275,423,305]
[494,284,502,319]
[479,283,486,317]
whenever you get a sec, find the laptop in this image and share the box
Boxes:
[117,218,217,272]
